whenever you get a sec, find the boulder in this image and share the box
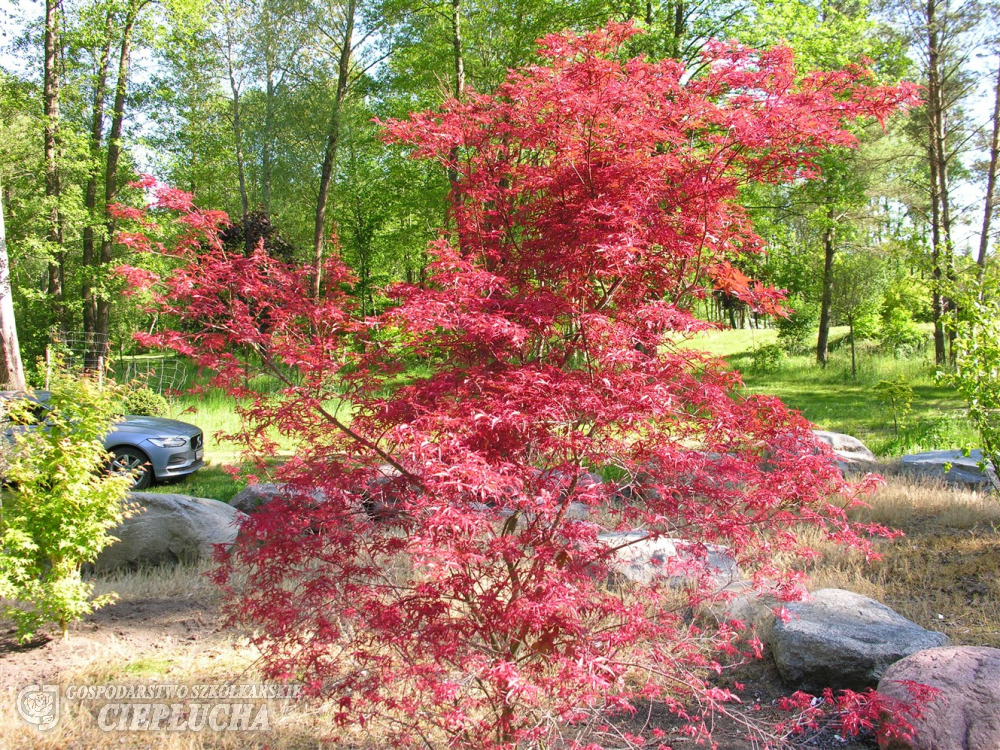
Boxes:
[877,646,1000,750]
[812,430,879,472]
[596,531,741,587]
[768,588,950,692]
[230,482,286,513]
[231,482,334,514]
[899,450,997,490]
[94,493,246,571]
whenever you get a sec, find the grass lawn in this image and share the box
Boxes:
[140,325,976,503]
[679,326,976,457]
[145,390,267,503]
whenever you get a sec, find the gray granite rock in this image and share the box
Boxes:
[899,450,997,490]
[769,588,951,692]
[95,493,245,571]
[812,430,879,473]
[597,531,740,587]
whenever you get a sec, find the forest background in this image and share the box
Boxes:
[0,0,998,437]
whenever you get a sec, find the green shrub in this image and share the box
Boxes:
[944,278,1000,495]
[776,296,819,353]
[850,310,882,341]
[873,375,913,435]
[122,385,169,417]
[0,375,134,640]
[879,309,926,357]
[750,342,786,373]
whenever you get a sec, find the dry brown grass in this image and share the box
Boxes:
[802,475,1000,648]
[88,561,226,605]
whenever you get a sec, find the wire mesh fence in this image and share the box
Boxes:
[45,332,190,395]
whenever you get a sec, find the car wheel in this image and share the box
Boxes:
[109,447,153,490]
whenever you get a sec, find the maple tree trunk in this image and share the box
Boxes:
[0,179,25,391]
[95,0,141,365]
[978,56,1000,277]
[43,0,64,335]
[816,206,835,366]
[83,13,113,363]
[311,0,355,299]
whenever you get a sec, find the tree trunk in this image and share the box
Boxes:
[310,0,355,299]
[978,56,1000,277]
[83,13,114,363]
[445,0,467,235]
[451,0,465,104]
[43,0,64,335]
[816,205,835,366]
[926,0,948,366]
[262,67,275,214]
[849,316,856,379]
[95,0,142,363]
[224,0,250,242]
[0,179,26,391]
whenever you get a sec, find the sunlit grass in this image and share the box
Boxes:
[677,327,976,457]
[138,374,355,503]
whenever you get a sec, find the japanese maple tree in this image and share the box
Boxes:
[122,23,915,748]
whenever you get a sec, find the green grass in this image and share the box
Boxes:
[139,327,976,501]
[678,326,976,458]
[145,386,354,503]
[149,464,246,503]
[143,390,263,503]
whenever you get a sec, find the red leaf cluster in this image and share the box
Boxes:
[129,24,915,748]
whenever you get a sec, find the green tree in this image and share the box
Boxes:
[737,0,913,363]
[874,374,914,434]
[831,249,887,378]
[946,265,1000,495]
[0,375,133,640]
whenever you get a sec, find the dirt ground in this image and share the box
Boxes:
[0,581,879,749]
[0,598,218,691]
[0,594,877,750]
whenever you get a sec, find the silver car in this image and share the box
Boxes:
[1,390,205,490]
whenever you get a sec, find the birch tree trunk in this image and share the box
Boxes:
[0,179,26,391]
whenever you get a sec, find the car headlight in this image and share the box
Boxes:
[148,437,188,448]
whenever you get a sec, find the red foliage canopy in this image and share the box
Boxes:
[123,23,916,748]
